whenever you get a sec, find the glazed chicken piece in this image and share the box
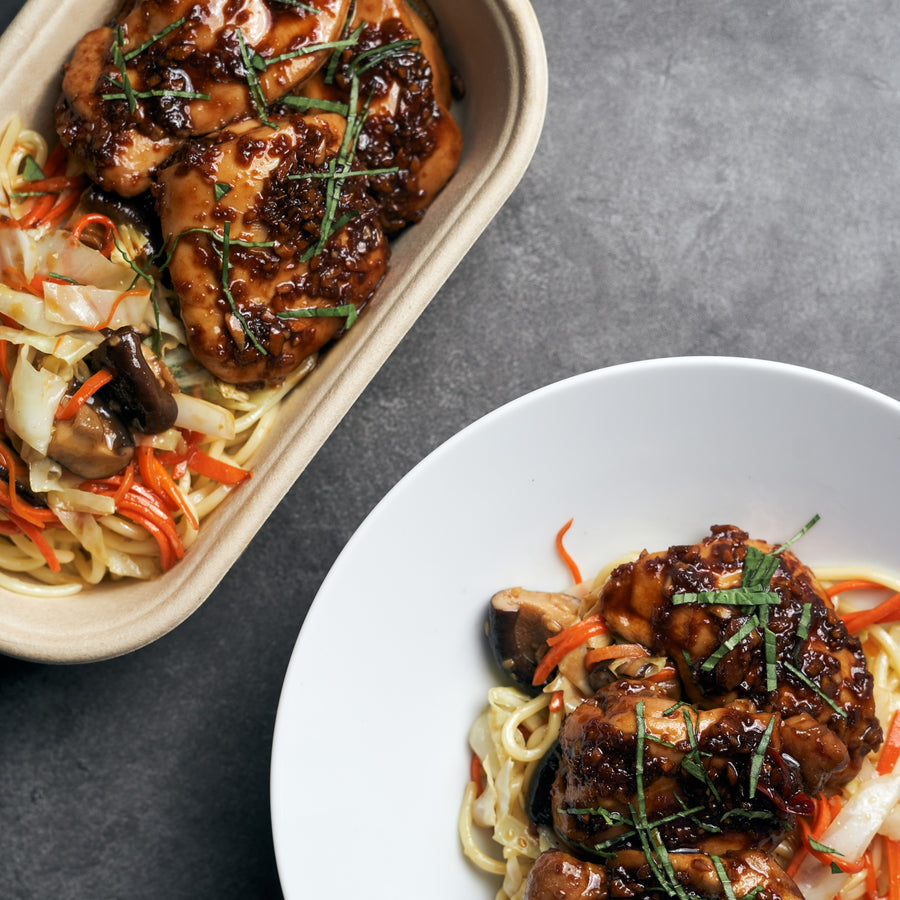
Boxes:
[297,0,463,232]
[155,111,388,385]
[592,525,882,790]
[56,0,351,195]
[550,679,805,855]
[524,849,804,900]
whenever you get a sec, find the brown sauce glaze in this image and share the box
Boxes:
[592,525,882,790]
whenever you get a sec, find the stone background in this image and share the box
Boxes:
[1,1,899,897]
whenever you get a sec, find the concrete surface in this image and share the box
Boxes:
[1,1,899,897]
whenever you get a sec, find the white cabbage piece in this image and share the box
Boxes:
[0,227,135,290]
[5,345,68,455]
[0,283,70,335]
[42,281,150,331]
[793,771,900,900]
[173,393,236,440]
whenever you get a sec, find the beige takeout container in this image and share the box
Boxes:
[0,0,547,663]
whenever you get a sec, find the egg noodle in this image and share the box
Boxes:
[0,115,317,596]
[459,558,900,900]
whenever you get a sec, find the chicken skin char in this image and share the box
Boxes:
[591,524,882,790]
[155,111,389,385]
[524,849,804,900]
[551,680,804,856]
[56,0,351,195]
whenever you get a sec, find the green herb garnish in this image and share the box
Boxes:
[710,856,738,900]
[276,304,358,329]
[700,615,760,673]
[748,717,775,798]
[279,94,350,116]
[46,272,81,284]
[214,182,232,202]
[22,156,44,181]
[345,38,421,78]
[272,0,321,11]
[123,16,187,61]
[784,661,848,719]
[681,709,721,802]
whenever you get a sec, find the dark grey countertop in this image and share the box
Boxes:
[1,2,899,897]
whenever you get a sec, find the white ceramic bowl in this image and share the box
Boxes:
[270,356,900,899]
[0,0,548,662]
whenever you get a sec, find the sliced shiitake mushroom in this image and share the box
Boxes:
[48,392,135,479]
[90,327,178,434]
[526,739,561,828]
[486,588,581,691]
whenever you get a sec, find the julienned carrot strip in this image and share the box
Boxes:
[86,483,185,570]
[57,369,114,420]
[555,518,582,584]
[19,175,83,194]
[17,193,55,229]
[826,579,887,598]
[185,446,251,485]
[878,709,900,775]
[842,591,900,632]
[7,512,61,572]
[113,461,135,508]
[584,643,650,670]
[532,615,608,686]
[0,480,57,525]
[71,212,117,256]
[549,690,564,712]
[137,446,198,530]
[0,442,45,529]
[0,339,9,383]
[117,505,173,570]
[864,851,877,899]
[888,838,900,900]
[646,665,678,683]
[36,188,83,230]
[41,143,66,176]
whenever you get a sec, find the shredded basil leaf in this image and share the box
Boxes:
[748,717,775,798]
[784,661,848,719]
[214,182,232,202]
[700,615,760,673]
[22,156,44,182]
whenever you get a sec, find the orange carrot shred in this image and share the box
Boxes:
[555,518,582,584]
[878,709,900,775]
[584,643,650,670]
[56,369,114,420]
[532,614,608,686]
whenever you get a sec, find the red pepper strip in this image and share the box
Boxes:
[532,614,608,686]
[878,709,900,775]
[555,518,582,584]
[584,643,650,671]
[0,340,9,383]
[57,369,114,420]
[469,752,484,798]
[842,590,900,632]
[549,690,564,712]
